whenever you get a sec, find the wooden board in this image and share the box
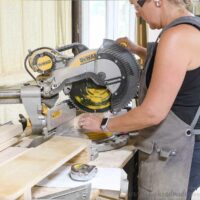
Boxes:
[0,124,22,144]
[89,146,136,168]
[69,146,90,164]
[0,136,91,200]
[0,137,19,152]
[0,147,27,165]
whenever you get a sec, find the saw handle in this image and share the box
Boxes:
[56,43,88,55]
[19,114,28,130]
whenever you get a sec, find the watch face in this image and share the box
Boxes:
[101,118,108,126]
[100,118,110,133]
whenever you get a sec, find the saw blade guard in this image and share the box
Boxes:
[97,39,140,113]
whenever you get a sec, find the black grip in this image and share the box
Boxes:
[56,43,88,55]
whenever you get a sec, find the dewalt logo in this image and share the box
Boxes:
[80,53,97,64]
[69,50,97,68]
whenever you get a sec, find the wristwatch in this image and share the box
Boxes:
[100,118,110,132]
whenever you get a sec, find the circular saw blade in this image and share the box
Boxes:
[97,39,140,113]
[69,79,111,112]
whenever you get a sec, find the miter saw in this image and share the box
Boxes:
[0,39,139,151]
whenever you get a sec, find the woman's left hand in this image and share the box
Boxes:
[78,113,103,132]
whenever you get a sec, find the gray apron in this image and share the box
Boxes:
[134,16,200,200]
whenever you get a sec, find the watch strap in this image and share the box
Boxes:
[100,118,110,132]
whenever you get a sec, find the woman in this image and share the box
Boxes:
[78,0,200,199]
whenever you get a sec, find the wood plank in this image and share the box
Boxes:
[0,137,19,152]
[0,147,27,165]
[0,136,91,200]
[0,124,22,144]
[89,148,135,168]
[69,146,90,164]
[17,189,32,200]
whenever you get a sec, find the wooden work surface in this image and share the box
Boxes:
[0,134,136,200]
[0,136,90,200]
[32,144,137,199]
[89,145,136,168]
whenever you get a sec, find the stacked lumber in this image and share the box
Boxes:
[0,136,91,200]
[0,124,22,152]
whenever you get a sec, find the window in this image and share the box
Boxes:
[0,0,71,123]
[82,0,136,48]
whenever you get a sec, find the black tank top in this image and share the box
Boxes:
[146,60,200,129]
[145,16,200,128]
[171,67,200,128]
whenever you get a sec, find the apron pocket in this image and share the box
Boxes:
[138,160,153,192]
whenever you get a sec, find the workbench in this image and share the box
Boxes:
[0,134,136,200]
[32,143,137,200]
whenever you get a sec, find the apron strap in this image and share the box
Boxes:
[191,105,200,129]
[157,16,200,41]
[190,105,200,135]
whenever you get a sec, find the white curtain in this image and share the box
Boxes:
[82,0,136,49]
[0,0,72,124]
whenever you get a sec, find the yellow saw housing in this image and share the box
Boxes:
[36,55,53,72]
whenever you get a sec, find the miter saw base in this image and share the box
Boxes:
[93,134,129,152]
